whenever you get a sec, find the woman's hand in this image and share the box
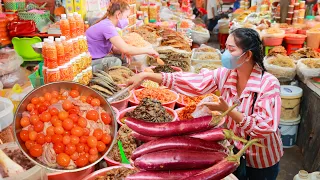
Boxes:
[145,47,159,58]
[126,73,147,90]
[198,97,229,112]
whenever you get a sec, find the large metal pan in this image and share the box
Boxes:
[13,82,118,172]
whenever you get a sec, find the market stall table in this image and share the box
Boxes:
[297,79,320,172]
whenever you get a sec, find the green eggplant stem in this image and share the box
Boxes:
[227,139,260,163]
[210,103,238,126]
[222,129,265,148]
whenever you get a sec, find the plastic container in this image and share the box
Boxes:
[129,4,137,15]
[275,16,281,23]
[82,165,133,180]
[46,67,60,83]
[140,3,149,14]
[288,5,294,12]
[59,63,72,81]
[44,39,58,69]
[110,90,132,111]
[46,167,94,180]
[60,14,70,39]
[263,37,284,46]
[293,18,298,24]
[0,97,13,131]
[118,106,178,126]
[55,38,66,66]
[298,17,304,24]
[311,172,320,179]
[294,10,299,18]
[0,142,43,180]
[149,3,158,20]
[286,18,292,25]
[300,1,305,9]
[73,37,80,57]
[130,89,179,109]
[128,14,136,26]
[279,116,301,148]
[299,9,305,18]
[293,170,310,180]
[287,12,294,19]
[280,85,303,120]
[68,13,77,38]
[294,3,300,11]
[284,34,307,45]
[75,14,85,36]
[307,30,320,49]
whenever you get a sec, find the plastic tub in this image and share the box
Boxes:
[288,5,294,12]
[284,34,306,45]
[279,116,301,148]
[129,89,179,109]
[307,30,320,49]
[118,106,178,126]
[280,85,303,120]
[110,90,132,111]
[299,9,305,18]
[112,106,120,122]
[262,37,284,46]
[0,97,14,131]
[299,1,305,9]
[297,29,307,35]
[82,165,133,180]
[287,12,294,19]
[294,10,299,18]
[292,18,298,24]
[46,167,94,180]
[294,3,299,10]
[284,28,297,34]
[286,18,292,25]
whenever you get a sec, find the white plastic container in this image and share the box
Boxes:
[280,85,303,120]
[294,170,310,180]
[279,116,300,148]
[0,97,14,131]
[311,172,320,180]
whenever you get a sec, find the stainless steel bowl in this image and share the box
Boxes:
[14,82,118,172]
[32,42,43,54]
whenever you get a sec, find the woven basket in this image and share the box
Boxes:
[3,0,25,12]
[18,10,50,26]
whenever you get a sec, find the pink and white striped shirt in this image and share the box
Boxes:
[161,65,284,168]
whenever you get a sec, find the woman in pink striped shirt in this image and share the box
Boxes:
[127,28,283,180]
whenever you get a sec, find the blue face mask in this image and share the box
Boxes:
[221,50,247,69]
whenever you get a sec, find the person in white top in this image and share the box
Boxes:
[207,0,221,31]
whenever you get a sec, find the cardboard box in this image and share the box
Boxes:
[66,0,75,13]
[74,0,87,19]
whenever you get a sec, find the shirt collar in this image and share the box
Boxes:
[224,65,263,98]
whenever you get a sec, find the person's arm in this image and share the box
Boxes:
[110,36,158,57]
[128,68,224,96]
[202,78,281,139]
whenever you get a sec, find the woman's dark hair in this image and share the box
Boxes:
[230,28,266,71]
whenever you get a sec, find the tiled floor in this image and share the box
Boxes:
[206,37,304,180]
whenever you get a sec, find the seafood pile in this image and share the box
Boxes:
[89,71,129,101]
[152,65,176,73]
[147,46,191,71]
[17,89,113,169]
[134,26,160,44]
[122,32,151,47]
[107,125,137,162]
[134,88,177,103]
[290,48,320,60]
[126,98,174,123]
[267,46,287,57]
[136,24,191,52]
[95,167,138,180]
[105,66,134,85]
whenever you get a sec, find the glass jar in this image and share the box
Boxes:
[46,67,60,83]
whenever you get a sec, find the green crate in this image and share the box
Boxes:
[28,62,44,88]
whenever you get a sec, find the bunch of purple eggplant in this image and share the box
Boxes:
[124,104,263,180]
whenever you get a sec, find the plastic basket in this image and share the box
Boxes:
[3,0,25,12]
[18,10,50,28]
[28,62,44,88]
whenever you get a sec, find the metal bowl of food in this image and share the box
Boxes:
[13,82,118,172]
[32,42,43,54]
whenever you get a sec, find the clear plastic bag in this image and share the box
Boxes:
[0,49,23,76]
[297,58,320,78]
[263,56,297,81]
[191,28,210,44]
[191,96,220,118]
[0,68,29,88]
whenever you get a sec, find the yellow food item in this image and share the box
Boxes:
[123,32,149,47]
[301,59,320,68]
[265,27,282,34]
[268,54,295,68]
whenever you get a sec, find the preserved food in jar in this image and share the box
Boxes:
[78,36,86,53]
[55,38,66,65]
[73,38,80,56]
[64,39,74,60]
[71,58,78,77]
[149,3,157,21]
[59,63,73,81]
[60,14,70,39]
[44,39,58,68]
[140,3,149,14]
[84,36,88,52]
[79,53,86,70]
[46,67,60,83]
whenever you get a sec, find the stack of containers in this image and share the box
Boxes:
[299,1,305,24]
[128,0,137,31]
[279,85,303,148]
[42,13,92,85]
[287,4,294,25]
